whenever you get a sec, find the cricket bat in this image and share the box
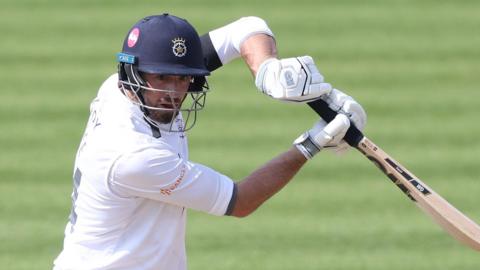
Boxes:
[308,98,480,251]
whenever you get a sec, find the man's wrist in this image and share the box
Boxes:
[293,132,321,159]
[254,58,277,94]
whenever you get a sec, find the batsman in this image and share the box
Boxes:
[54,14,366,270]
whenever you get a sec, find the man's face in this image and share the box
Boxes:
[141,73,192,124]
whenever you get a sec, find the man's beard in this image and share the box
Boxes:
[148,109,179,124]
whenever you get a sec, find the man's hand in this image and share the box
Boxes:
[317,88,367,155]
[255,55,366,155]
[255,56,332,102]
[293,114,351,159]
[254,55,366,129]
[321,88,367,132]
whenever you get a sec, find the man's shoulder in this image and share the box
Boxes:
[101,73,119,89]
[96,127,173,154]
[109,141,184,187]
[95,73,119,98]
[79,130,177,176]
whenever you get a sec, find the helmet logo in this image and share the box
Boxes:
[172,37,187,57]
[127,28,140,48]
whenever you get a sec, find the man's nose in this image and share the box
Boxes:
[163,91,185,104]
[164,78,185,90]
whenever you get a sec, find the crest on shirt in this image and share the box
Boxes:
[172,37,187,57]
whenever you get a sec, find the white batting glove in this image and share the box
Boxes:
[293,114,350,159]
[255,56,332,102]
[319,88,367,155]
[322,88,367,131]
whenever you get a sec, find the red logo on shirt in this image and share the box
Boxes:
[160,165,186,196]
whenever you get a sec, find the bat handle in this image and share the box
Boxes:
[307,98,365,147]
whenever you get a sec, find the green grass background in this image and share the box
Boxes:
[1,0,479,269]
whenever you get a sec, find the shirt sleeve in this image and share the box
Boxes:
[108,147,234,216]
[206,16,275,65]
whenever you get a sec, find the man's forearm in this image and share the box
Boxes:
[229,147,307,217]
[240,34,278,76]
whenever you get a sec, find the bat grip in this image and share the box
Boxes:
[307,98,364,147]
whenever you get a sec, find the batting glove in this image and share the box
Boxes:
[321,88,366,132]
[319,88,367,155]
[255,56,332,102]
[294,114,350,159]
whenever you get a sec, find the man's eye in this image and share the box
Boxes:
[179,76,191,82]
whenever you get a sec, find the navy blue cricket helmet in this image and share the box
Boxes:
[116,14,210,132]
[117,13,210,92]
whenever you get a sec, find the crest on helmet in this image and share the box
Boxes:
[172,37,187,57]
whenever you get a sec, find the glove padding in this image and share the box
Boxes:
[294,114,350,159]
[312,119,351,155]
[255,56,332,102]
[319,88,367,155]
[322,88,366,131]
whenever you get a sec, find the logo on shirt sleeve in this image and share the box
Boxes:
[160,164,186,195]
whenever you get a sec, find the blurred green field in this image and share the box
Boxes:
[1,0,479,269]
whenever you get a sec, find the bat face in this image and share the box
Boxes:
[357,136,480,251]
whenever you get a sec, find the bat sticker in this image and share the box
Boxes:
[385,158,431,196]
[365,155,416,201]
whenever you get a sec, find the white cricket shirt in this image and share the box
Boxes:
[54,74,234,270]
